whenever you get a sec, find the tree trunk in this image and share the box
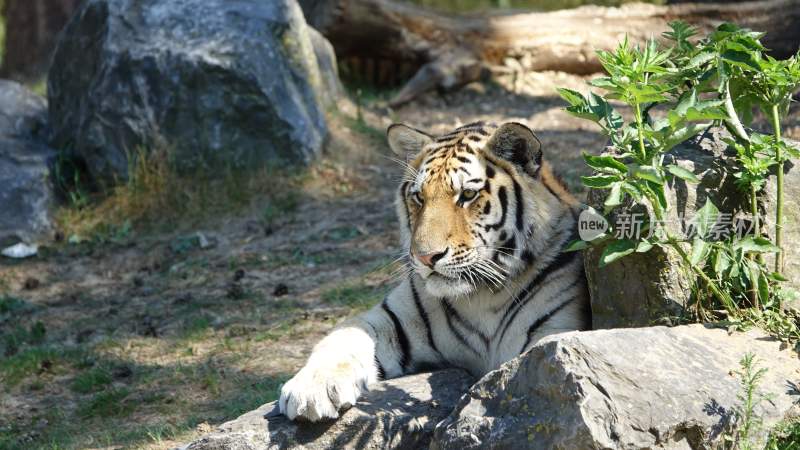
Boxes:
[301,0,800,106]
[1,0,82,80]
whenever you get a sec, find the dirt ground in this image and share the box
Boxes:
[1,71,798,449]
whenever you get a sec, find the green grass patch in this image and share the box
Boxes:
[321,282,385,309]
[768,420,800,449]
[218,374,290,418]
[0,346,81,387]
[2,321,46,356]
[180,315,214,341]
[79,387,134,418]
[261,191,301,228]
[0,295,26,314]
[70,366,113,394]
[254,321,294,342]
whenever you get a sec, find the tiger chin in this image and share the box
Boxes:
[279,121,590,422]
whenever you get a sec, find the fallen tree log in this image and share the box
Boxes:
[299,0,800,106]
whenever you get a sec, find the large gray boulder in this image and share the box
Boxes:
[184,326,799,449]
[434,325,800,449]
[584,128,800,328]
[49,0,338,184]
[0,80,56,246]
[184,369,474,450]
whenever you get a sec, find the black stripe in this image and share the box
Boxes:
[521,249,535,265]
[521,289,580,351]
[382,300,411,372]
[440,298,482,357]
[485,165,495,179]
[500,236,516,257]
[456,156,471,164]
[543,180,560,199]
[442,298,489,348]
[400,181,412,230]
[485,186,507,230]
[365,321,387,380]
[494,247,578,345]
[375,356,386,380]
[483,201,491,215]
[513,180,524,231]
[410,279,441,357]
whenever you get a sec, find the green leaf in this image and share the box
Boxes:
[733,236,781,254]
[564,240,589,252]
[758,269,770,304]
[583,153,628,174]
[690,238,710,265]
[581,175,620,189]
[604,182,624,209]
[620,182,643,202]
[598,239,637,267]
[666,164,700,183]
[687,50,715,69]
[720,49,762,71]
[557,88,585,107]
[770,271,789,282]
[693,200,719,239]
[636,240,653,253]
[714,249,732,276]
[633,166,663,183]
[664,123,711,152]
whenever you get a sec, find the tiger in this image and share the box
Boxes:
[279,121,590,422]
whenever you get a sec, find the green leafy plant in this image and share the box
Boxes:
[720,354,772,449]
[558,31,735,309]
[560,22,800,338]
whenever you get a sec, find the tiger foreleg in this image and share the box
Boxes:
[278,316,381,421]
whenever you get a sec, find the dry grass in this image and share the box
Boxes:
[55,146,309,242]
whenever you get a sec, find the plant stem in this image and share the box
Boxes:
[644,190,737,313]
[724,81,750,143]
[771,103,784,273]
[750,184,760,238]
[749,183,761,308]
[634,102,647,161]
[669,238,737,312]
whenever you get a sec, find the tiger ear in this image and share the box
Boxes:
[387,124,433,158]
[486,122,543,175]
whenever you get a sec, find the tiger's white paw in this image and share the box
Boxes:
[279,360,369,422]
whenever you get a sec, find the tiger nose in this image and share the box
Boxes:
[416,248,448,268]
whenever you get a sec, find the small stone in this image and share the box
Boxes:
[273,283,289,297]
[233,269,245,282]
[1,242,38,259]
[196,232,212,249]
[112,365,133,379]
[23,277,40,290]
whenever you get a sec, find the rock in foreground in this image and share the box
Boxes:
[184,369,474,450]
[434,325,800,449]
[184,325,799,449]
[0,80,56,246]
[49,0,335,183]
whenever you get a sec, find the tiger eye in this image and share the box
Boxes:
[461,189,477,201]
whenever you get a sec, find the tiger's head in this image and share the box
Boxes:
[388,121,571,298]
